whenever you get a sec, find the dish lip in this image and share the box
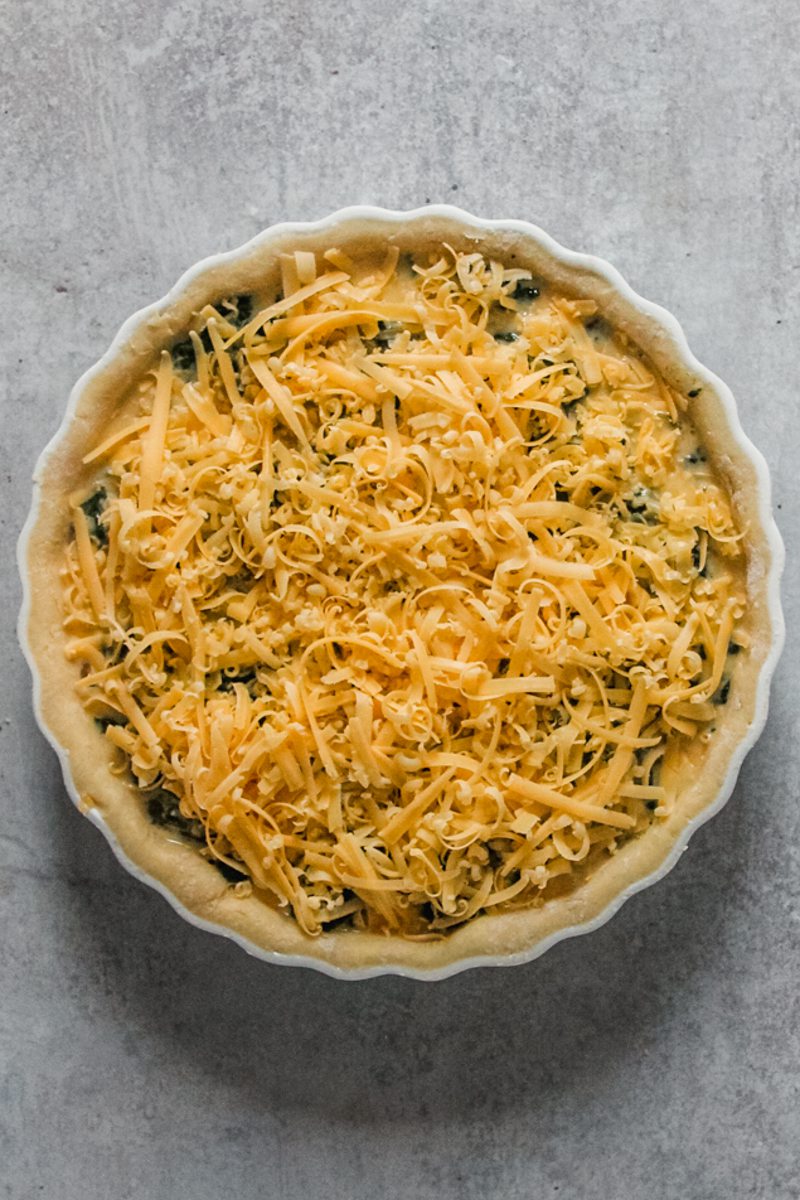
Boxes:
[16,203,786,982]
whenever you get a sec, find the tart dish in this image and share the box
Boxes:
[18,208,784,979]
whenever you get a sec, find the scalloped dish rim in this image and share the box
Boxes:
[17,205,786,980]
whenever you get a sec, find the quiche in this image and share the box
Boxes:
[20,211,782,976]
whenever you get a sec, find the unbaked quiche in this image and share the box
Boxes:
[21,213,781,974]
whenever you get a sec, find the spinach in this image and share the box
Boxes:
[226,293,254,327]
[512,280,540,302]
[712,679,731,705]
[94,711,127,734]
[148,795,248,883]
[171,337,196,375]
[584,316,611,339]
[563,388,588,413]
[171,321,214,372]
[80,488,108,547]
[146,791,205,842]
[214,859,249,884]
[217,667,258,695]
[691,536,709,577]
[172,338,195,374]
[487,844,505,870]
[626,485,657,524]
[494,331,519,343]
[367,320,402,350]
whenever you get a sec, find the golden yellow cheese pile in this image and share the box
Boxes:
[62,244,746,936]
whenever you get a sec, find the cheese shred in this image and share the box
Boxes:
[61,247,747,938]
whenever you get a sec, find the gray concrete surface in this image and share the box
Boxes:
[1,1,798,1197]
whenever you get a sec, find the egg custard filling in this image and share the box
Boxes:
[61,245,747,937]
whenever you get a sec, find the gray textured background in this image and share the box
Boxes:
[1,1,798,1197]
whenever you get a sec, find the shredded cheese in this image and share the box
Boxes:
[61,247,747,938]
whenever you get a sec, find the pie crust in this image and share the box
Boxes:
[18,208,784,978]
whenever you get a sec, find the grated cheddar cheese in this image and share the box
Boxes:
[61,245,747,937]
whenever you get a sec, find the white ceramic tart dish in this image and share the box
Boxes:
[18,206,784,980]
